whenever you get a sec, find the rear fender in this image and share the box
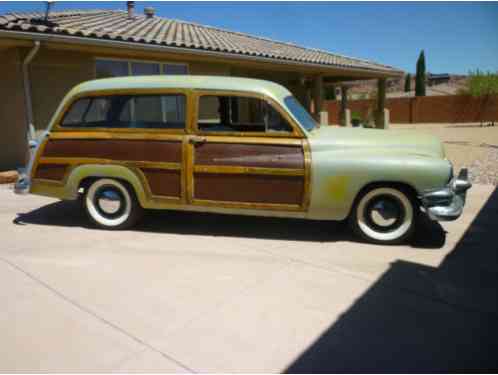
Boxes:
[65,164,148,207]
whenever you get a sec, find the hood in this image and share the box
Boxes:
[307,126,445,159]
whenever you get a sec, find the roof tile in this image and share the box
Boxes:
[0,9,401,74]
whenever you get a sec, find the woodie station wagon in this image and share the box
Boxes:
[15,76,471,244]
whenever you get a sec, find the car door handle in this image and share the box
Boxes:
[189,136,207,145]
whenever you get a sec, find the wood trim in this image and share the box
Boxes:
[30,136,50,181]
[193,136,302,146]
[191,199,302,212]
[49,131,185,141]
[42,139,182,163]
[302,138,312,211]
[33,164,68,181]
[140,168,181,198]
[194,165,304,176]
[38,157,181,171]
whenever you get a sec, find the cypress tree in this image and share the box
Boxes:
[404,73,411,92]
[415,50,426,96]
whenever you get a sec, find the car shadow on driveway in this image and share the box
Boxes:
[13,200,446,248]
[285,186,498,373]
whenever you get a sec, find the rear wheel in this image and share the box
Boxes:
[84,178,143,230]
[349,186,416,244]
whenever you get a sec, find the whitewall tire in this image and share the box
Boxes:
[84,178,142,230]
[350,187,416,244]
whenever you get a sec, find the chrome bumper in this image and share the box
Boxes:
[421,169,472,221]
[14,168,31,195]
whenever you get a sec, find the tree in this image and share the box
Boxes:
[415,50,426,97]
[467,70,498,126]
[404,73,411,92]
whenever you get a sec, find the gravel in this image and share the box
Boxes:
[468,147,498,185]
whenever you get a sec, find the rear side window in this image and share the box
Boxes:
[61,94,186,130]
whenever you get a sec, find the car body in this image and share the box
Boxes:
[15,76,471,244]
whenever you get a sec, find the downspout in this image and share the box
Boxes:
[22,40,40,150]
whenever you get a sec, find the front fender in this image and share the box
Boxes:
[64,164,148,207]
[307,149,452,220]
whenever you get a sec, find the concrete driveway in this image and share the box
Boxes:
[1,184,497,372]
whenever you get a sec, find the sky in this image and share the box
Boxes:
[1,1,497,74]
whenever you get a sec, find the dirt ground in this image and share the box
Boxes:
[391,123,498,185]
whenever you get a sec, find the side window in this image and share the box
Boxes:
[61,94,186,130]
[197,95,293,134]
[60,98,91,126]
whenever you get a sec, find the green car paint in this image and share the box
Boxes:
[28,76,455,221]
[306,126,452,220]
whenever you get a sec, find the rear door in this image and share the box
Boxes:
[186,91,310,212]
[34,90,189,204]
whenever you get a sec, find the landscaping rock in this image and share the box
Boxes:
[0,170,18,184]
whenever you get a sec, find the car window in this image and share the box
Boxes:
[197,95,293,134]
[61,94,186,130]
[284,96,317,132]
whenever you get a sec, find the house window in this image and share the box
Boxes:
[96,59,188,79]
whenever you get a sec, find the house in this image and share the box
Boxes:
[427,73,451,86]
[0,3,402,170]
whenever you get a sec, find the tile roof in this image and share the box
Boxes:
[0,9,402,75]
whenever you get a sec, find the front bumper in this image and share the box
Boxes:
[421,168,472,221]
[14,168,31,195]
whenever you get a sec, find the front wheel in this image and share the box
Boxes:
[84,178,143,230]
[349,186,416,245]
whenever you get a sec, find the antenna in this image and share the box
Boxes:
[32,1,56,27]
[44,1,55,21]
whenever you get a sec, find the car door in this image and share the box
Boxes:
[185,90,310,212]
[36,90,189,205]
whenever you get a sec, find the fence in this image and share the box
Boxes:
[325,95,498,124]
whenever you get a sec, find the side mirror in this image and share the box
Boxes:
[28,140,38,149]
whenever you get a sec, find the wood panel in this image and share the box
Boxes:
[141,168,181,198]
[34,164,67,181]
[194,143,304,169]
[193,173,304,205]
[43,139,182,163]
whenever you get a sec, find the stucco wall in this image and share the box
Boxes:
[0,45,305,170]
[0,48,27,170]
[29,49,95,131]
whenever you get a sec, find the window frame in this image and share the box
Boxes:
[193,90,304,138]
[94,57,189,78]
[53,88,191,134]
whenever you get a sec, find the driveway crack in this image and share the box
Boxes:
[0,256,196,373]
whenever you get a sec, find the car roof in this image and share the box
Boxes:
[70,75,293,102]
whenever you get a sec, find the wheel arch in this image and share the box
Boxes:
[65,164,148,207]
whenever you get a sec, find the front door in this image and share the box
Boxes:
[186,91,310,211]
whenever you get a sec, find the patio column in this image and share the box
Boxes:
[312,75,324,117]
[340,85,350,126]
[300,76,311,112]
[375,78,388,129]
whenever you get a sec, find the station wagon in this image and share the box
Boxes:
[15,76,471,244]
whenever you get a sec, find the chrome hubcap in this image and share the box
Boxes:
[97,190,122,215]
[370,200,399,227]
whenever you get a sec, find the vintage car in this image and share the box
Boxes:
[15,76,471,244]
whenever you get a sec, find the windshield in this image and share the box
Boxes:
[284,96,317,132]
